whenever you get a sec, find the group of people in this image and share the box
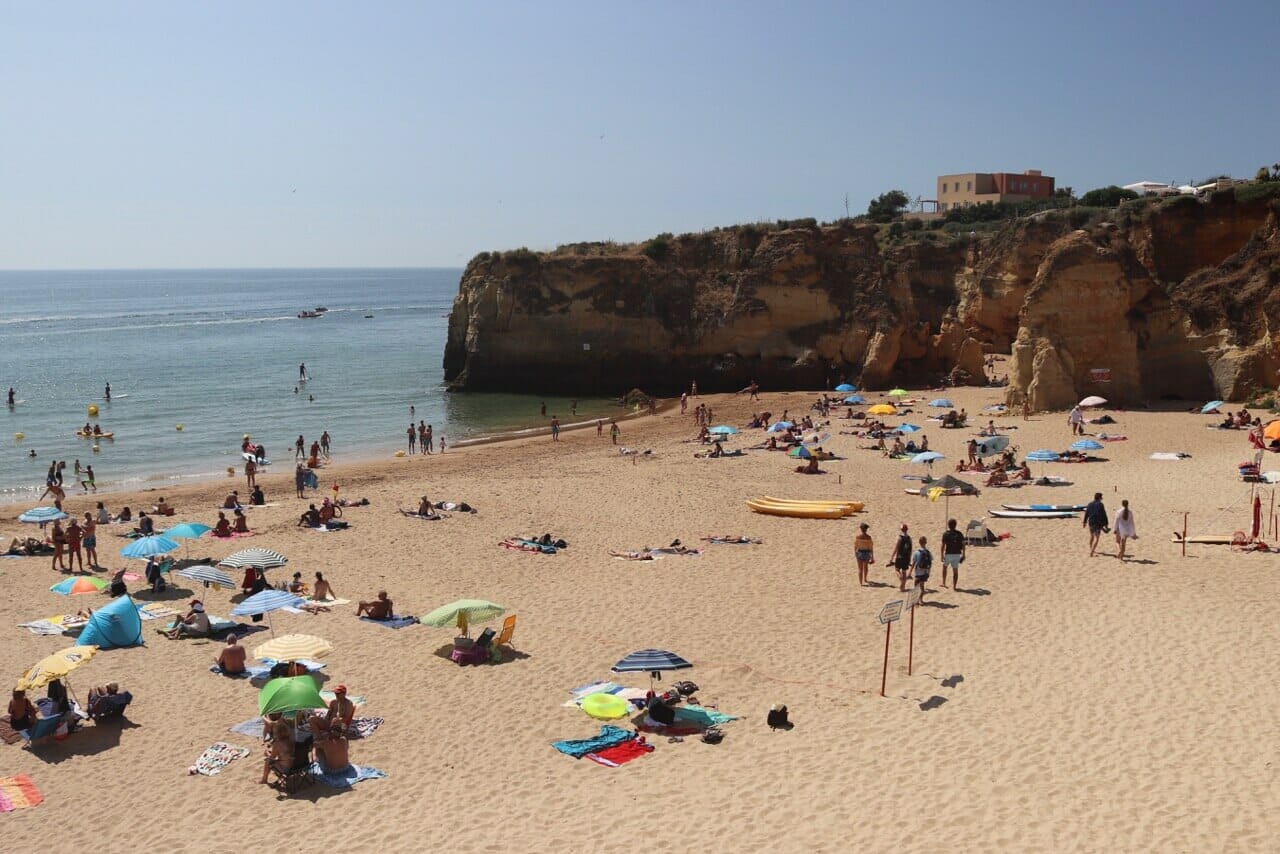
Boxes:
[258,684,357,785]
[404,422,438,454]
[40,459,98,500]
[853,520,969,602]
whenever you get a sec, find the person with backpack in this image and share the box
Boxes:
[911,536,934,603]
[893,524,914,592]
[940,518,966,590]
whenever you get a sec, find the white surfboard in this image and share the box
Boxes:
[976,435,1010,457]
[242,452,271,466]
[989,508,1077,518]
[1001,504,1086,512]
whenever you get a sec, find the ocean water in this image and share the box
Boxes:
[0,268,613,502]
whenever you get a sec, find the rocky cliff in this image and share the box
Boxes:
[444,188,1280,407]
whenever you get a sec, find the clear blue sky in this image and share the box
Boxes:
[1,1,1276,268]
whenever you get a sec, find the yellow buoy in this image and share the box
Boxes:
[14,432,23,442]
[394,450,406,458]
[87,403,99,417]
[176,424,184,431]
[92,445,100,453]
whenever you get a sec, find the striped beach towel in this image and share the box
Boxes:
[0,775,44,811]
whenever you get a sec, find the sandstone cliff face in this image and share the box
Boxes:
[444,190,1280,404]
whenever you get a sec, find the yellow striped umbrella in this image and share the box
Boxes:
[16,645,98,691]
[253,634,333,662]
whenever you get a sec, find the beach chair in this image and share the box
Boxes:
[270,758,314,793]
[495,614,517,648]
[964,520,987,546]
[88,690,133,722]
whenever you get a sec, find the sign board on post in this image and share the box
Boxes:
[904,588,921,675]
[878,600,903,697]
[1090,368,1111,383]
[905,587,921,610]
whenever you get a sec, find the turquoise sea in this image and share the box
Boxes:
[0,269,613,502]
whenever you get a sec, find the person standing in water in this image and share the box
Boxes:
[424,424,434,454]
[406,423,416,454]
[6,387,14,406]
[320,431,330,458]
[299,362,307,381]
[104,382,111,401]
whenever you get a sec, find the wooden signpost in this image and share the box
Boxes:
[878,599,903,697]
[904,586,921,675]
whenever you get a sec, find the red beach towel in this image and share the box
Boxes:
[586,739,654,767]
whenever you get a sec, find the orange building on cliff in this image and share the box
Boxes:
[937,169,1055,211]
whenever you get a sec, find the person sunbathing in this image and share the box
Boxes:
[215,635,247,674]
[795,457,824,475]
[887,439,905,457]
[222,491,240,509]
[313,572,335,601]
[985,469,1009,487]
[325,684,355,732]
[702,535,762,544]
[417,496,435,516]
[318,500,337,525]
[8,689,37,731]
[166,601,211,639]
[297,504,322,527]
[314,729,350,772]
[232,509,250,534]
[115,506,133,523]
[212,511,232,538]
[154,498,174,516]
[708,441,724,458]
[610,548,656,560]
[86,682,123,716]
[356,591,393,620]
[1013,463,1032,481]
[134,512,155,536]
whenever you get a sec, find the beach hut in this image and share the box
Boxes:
[77,595,144,650]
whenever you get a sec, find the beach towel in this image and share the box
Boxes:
[675,705,738,727]
[0,717,26,745]
[0,774,43,812]
[136,603,179,621]
[360,616,418,629]
[191,742,251,776]
[1151,452,1191,460]
[346,717,384,739]
[501,539,556,554]
[209,664,250,679]
[18,619,68,636]
[399,512,444,521]
[305,597,350,607]
[701,536,762,545]
[551,725,634,758]
[229,717,266,739]
[307,763,386,788]
[586,739,654,767]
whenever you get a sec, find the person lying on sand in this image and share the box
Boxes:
[701,535,762,544]
[215,636,247,675]
[356,591,393,620]
[610,549,656,560]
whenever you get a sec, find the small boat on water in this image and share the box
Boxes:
[364,313,374,318]
[315,306,328,313]
[298,310,321,319]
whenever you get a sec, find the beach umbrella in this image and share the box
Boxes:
[50,576,109,596]
[16,645,98,691]
[420,599,505,637]
[254,634,333,662]
[1025,449,1061,462]
[843,395,866,405]
[929,399,954,408]
[120,535,179,559]
[176,565,235,589]
[1071,439,1103,452]
[1078,396,1107,407]
[1266,421,1280,443]
[888,388,908,398]
[895,423,921,433]
[231,590,303,617]
[165,522,211,539]
[708,425,739,436]
[257,675,326,716]
[868,404,897,416]
[1201,400,1224,414]
[611,649,691,690]
[911,451,945,465]
[834,383,856,393]
[768,421,794,432]
[789,446,814,459]
[219,548,288,570]
[18,506,67,524]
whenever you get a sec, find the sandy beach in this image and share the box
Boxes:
[2,386,1277,853]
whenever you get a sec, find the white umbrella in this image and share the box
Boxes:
[1078,396,1107,407]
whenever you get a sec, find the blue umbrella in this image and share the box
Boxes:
[1026,449,1060,462]
[834,383,856,393]
[231,590,304,617]
[18,506,68,524]
[164,522,212,539]
[1071,439,1103,452]
[708,425,739,436]
[1201,400,1224,414]
[896,423,921,433]
[929,399,954,408]
[121,535,179,559]
[611,649,692,688]
[911,451,945,465]
[843,395,866,405]
[768,421,794,432]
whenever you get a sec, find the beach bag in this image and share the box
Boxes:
[767,705,789,729]
[673,680,699,696]
[701,726,724,744]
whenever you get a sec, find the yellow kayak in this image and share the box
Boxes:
[747,500,847,519]
[76,431,114,439]
[761,496,864,513]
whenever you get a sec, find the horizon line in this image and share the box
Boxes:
[0,264,466,273]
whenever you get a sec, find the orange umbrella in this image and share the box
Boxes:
[1265,420,1280,442]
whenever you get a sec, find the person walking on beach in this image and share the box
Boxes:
[691,380,698,397]
[320,431,330,458]
[680,393,688,415]
[540,401,546,417]
[424,424,434,454]
[610,420,620,445]
[417,421,427,453]
[550,416,561,442]
[570,400,577,416]
[295,435,305,460]
[439,434,446,453]
[893,524,913,592]
[940,518,965,589]
[406,423,416,454]
[749,380,760,401]
[910,536,933,604]
[1068,405,1084,436]
[1113,499,1137,560]
[1083,492,1108,557]
[245,457,257,489]
[854,522,874,587]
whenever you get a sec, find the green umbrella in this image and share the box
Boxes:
[420,599,506,638]
[888,388,908,397]
[258,675,326,716]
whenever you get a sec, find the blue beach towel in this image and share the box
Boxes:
[360,616,418,629]
[551,725,634,758]
[308,763,386,788]
[674,705,738,727]
[228,717,265,738]
[209,665,250,679]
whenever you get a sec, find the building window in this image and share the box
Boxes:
[1032,182,1038,192]
[967,180,972,192]
[955,182,960,192]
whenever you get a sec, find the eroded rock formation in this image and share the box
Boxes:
[444,190,1280,406]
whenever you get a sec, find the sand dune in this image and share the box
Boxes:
[2,388,1277,852]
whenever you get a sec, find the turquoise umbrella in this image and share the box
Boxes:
[708,425,739,436]
[834,383,856,393]
[121,535,179,559]
[165,522,211,539]
[1071,439,1103,452]
[843,395,866,404]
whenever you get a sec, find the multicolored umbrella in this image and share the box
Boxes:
[219,548,288,570]
[16,646,98,691]
[258,675,326,716]
[121,535,179,559]
[50,576,109,595]
[253,634,334,662]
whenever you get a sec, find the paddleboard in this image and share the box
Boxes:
[1001,504,1085,512]
[8,399,24,406]
[975,435,1010,457]
[103,394,129,400]
[988,508,1077,518]
[76,431,114,439]
[242,453,272,466]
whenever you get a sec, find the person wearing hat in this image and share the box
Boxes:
[325,685,355,732]
[166,600,211,639]
[892,524,914,592]
[854,522,875,587]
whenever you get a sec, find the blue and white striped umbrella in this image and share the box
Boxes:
[611,649,692,674]
[708,425,739,436]
[1026,449,1061,462]
[177,565,235,589]
[18,506,67,524]
[929,398,954,408]
[121,535,180,559]
[843,395,866,405]
[1070,439,1103,452]
[1201,400,1224,414]
[219,548,288,570]
[231,589,304,617]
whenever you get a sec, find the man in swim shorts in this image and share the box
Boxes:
[940,518,965,589]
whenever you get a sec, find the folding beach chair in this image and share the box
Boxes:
[495,614,517,648]
[964,520,987,546]
[88,691,133,722]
